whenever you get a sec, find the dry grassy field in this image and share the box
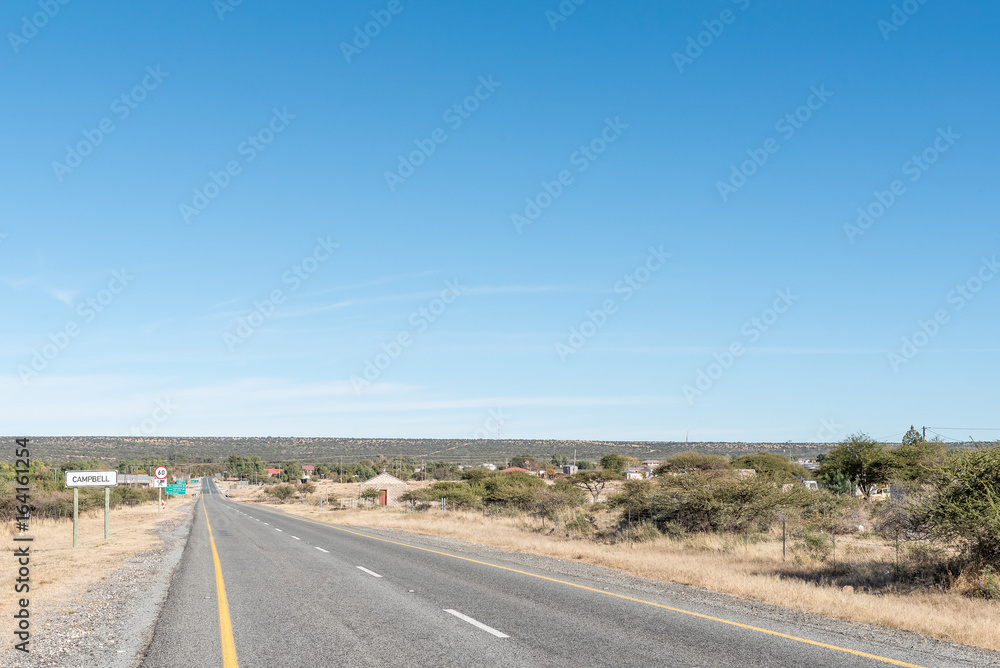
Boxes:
[231,479,1000,652]
[0,501,194,624]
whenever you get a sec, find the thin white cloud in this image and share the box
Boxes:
[47,288,79,305]
[0,374,681,436]
[300,271,437,299]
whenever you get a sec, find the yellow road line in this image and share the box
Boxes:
[203,502,240,668]
[250,504,927,668]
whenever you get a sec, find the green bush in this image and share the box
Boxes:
[629,521,661,542]
[654,451,731,475]
[482,471,545,508]
[798,529,833,560]
[564,510,595,534]
[972,565,1000,600]
[731,452,809,482]
[534,480,586,519]
[265,484,297,502]
[615,471,808,534]
[922,444,1000,567]
[415,481,482,509]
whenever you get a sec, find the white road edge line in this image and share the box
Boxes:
[357,566,382,578]
[443,609,509,638]
[315,547,329,553]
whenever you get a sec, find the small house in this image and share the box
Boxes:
[120,474,152,487]
[359,472,410,507]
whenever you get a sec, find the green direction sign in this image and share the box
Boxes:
[190,479,198,483]
[165,483,187,495]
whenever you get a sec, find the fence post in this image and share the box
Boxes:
[895,531,900,579]
[782,517,786,562]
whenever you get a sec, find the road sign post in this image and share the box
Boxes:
[153,467,169,513]
[105,487,110,540]
[65,470,118,548]
[73,488,79,548]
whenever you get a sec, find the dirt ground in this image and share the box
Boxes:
[0,500,195,624]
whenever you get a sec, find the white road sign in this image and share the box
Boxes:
[154,466,169,480]
[65,470,118,488]
[152,478,167,488]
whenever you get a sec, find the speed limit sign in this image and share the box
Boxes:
[154,466,169,480]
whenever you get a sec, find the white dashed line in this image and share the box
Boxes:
[291,536,300,540]
[444,610,509,638]
[315,547,329,553]
[357,566,382,578]
[275,528,283,532]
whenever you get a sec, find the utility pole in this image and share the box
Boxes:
[922,426,927,440]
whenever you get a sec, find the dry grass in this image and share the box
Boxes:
[0,501,194,623]
[243,494,1000,652]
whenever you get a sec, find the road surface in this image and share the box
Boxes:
[140,479,996,667]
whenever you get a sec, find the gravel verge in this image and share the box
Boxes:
[1,503,195,668]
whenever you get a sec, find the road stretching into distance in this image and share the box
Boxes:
[140,479,989,668]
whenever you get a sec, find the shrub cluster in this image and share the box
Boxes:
[610,472,842,535]
[400,470,585,517]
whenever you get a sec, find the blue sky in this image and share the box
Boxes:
[2,1,998,443]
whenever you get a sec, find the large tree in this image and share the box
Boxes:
[816,432,894,499]
[281,461,303,482]
[569,470,621,503]
[902,425,924,447]
[892,437,946,482]
[599,453,628,473]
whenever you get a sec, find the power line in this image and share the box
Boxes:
[924,427,1000,431]
[925,430,964,442]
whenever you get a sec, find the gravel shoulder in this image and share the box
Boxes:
[1,503,195,668]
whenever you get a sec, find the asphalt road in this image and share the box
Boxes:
[141,479,995,668]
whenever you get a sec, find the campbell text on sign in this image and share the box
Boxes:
[65,470,119,487]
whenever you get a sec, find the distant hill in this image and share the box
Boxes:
[4,436,834,465]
